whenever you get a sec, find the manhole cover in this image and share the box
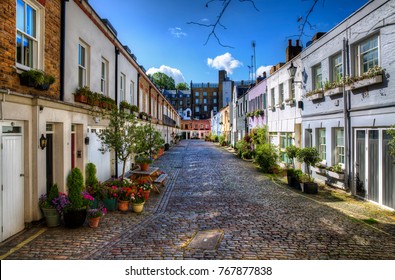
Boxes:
[187,229,223,250]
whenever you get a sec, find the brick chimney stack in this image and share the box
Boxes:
[286,39,302,62]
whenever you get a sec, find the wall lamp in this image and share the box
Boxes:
[287,62,303,84]
[40,134,47,150]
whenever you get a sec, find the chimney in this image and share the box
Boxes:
[262,72,266,79]
[286,39,302,62]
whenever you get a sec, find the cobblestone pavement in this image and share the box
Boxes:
[1,140,395,260]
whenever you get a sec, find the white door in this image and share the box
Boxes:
[1,135,24,241]
[87,128,111,182]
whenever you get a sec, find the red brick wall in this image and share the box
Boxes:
[0,0,61,99]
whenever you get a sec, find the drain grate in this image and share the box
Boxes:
[187,229,223,250]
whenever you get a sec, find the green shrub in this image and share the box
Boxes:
[219,135,226,146]
[85,163,98,187]
[296,147,320,181]
[48,184,59,203]
[285,145,300,168]
[67,168,84,209]
[254,143,279,173]
[251,126,268,146]
[236,139,250,158]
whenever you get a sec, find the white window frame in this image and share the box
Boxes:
[78,41,89,88]
[278,83,284,105]
[120,73,125,101]
[312,63,322,90]
[16,0,44,70]
[317,128,326,161]
[270,88,275,107]
[101,58,108,95]
[356,35,379,75]
[334,128,345,165]
[331,52,343,83]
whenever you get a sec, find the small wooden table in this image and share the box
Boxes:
[130,167,160,193]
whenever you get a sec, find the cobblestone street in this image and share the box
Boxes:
[1,140,395,260]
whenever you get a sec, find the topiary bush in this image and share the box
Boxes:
[85,163,98,188]
[67,167,85,210]
[296,147,320,181]
[254,143,279,173]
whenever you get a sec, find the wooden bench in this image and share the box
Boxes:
[153,173,168,188]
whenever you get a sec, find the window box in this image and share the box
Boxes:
[327,170,345,180]
[275,103,282,108]
[307,92,324,101]
[345,75,383,91]
[311,166,327,175]
[285,99,295,105]
[324,86,343,97]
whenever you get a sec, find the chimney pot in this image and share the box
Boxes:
[288,39,292,46]
[296,39,300,46]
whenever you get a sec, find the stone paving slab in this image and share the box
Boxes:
[1,140,395,260]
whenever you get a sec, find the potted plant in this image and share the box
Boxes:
[130,190,145,214]
[63,167,88,228]
[103,184,119,211]
[137,179,152,201]
[135,156,153,171]
[36,73,55,90]
[285,145,300,187]
[326,163,345,180]
[117,185,133,211]
[293,169,303,190]
[38,184,64,227]
[87,204,107,228]
[85,163,102,207]
[296,147,321,194]
[73,86,91,104]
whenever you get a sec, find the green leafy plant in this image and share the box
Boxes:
[254,143,279,173]
[39,184,60,209]
[327,163,344,173]
[131,190,145,204]
[135,156,153,164]
[296,147,320,181]
[285,145,299,169]
[66,167,85,210]
[85,163,98,187]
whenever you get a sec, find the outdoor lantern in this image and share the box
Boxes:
[40,134,47,150]
[287,62,297,79]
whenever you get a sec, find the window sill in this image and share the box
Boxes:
[307,92,324,101]
[285,99,295,105]
[324,86,343,97]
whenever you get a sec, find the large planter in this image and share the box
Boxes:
[103,198,117,211]
[287,176,297,188]
[131,202,145,214]
[327,170,345,180]
[118,200,129,211]
[88,217,100,228]
[139,163,149,171]
[345,75,383,91]
[307,92,324,101]
[63,208,87,228]
[74,95,88,104]
[301,182,318,194]
[41,208,60,227]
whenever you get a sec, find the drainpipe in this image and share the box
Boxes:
[60,0,69,101]
[114,47,120,178]
[137,73,140,109]
[343,38,351,191]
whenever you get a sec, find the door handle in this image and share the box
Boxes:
[20,174,24,177]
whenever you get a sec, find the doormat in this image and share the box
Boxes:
[186,229,223,250]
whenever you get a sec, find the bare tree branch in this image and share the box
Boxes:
[187,0,259,48]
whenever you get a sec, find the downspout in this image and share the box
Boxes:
[114,47,120,178]
[60,0,69,101]
[343,38,351,191]
[137,73,140,110]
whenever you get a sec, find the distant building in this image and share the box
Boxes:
[181,119,211,139]
[162,89,192,120]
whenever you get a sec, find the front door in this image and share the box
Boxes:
[0,124,24,241]
[355,128,395,209]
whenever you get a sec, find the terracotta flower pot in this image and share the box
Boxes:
[118,200,129,211]
[139,163,149,171]
[89,217,100,228]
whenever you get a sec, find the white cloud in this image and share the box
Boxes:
[207,53,242,74]
[146,65,185,85]
[168,27,187,38]
[256,65,272,78]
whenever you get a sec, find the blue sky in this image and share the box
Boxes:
[89,0,369,84]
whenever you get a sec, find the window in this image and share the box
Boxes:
[213,106,217,112]
[312,63,322,90]
[213,92,217,96]
[280,132,292,162]
[271,88,275,107]
[203,98,207,104]
[331,53,343,82]
[278,83,284,104]
[335,128,345,164]
[203,92,207,96]
[16,0,41,69]
[269,132,277,145]
[204,105,207,111]
[195,107,200,113]
[317,128,326,161]
[201,124,204,129]
[195,98,199,104]
[179,100,183,105]
[195,92,199,97]
[356,35,379,75]
[78,42,88,88]
[101,58,108,95]
[213,98,217,104]
[120,73,125,101]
